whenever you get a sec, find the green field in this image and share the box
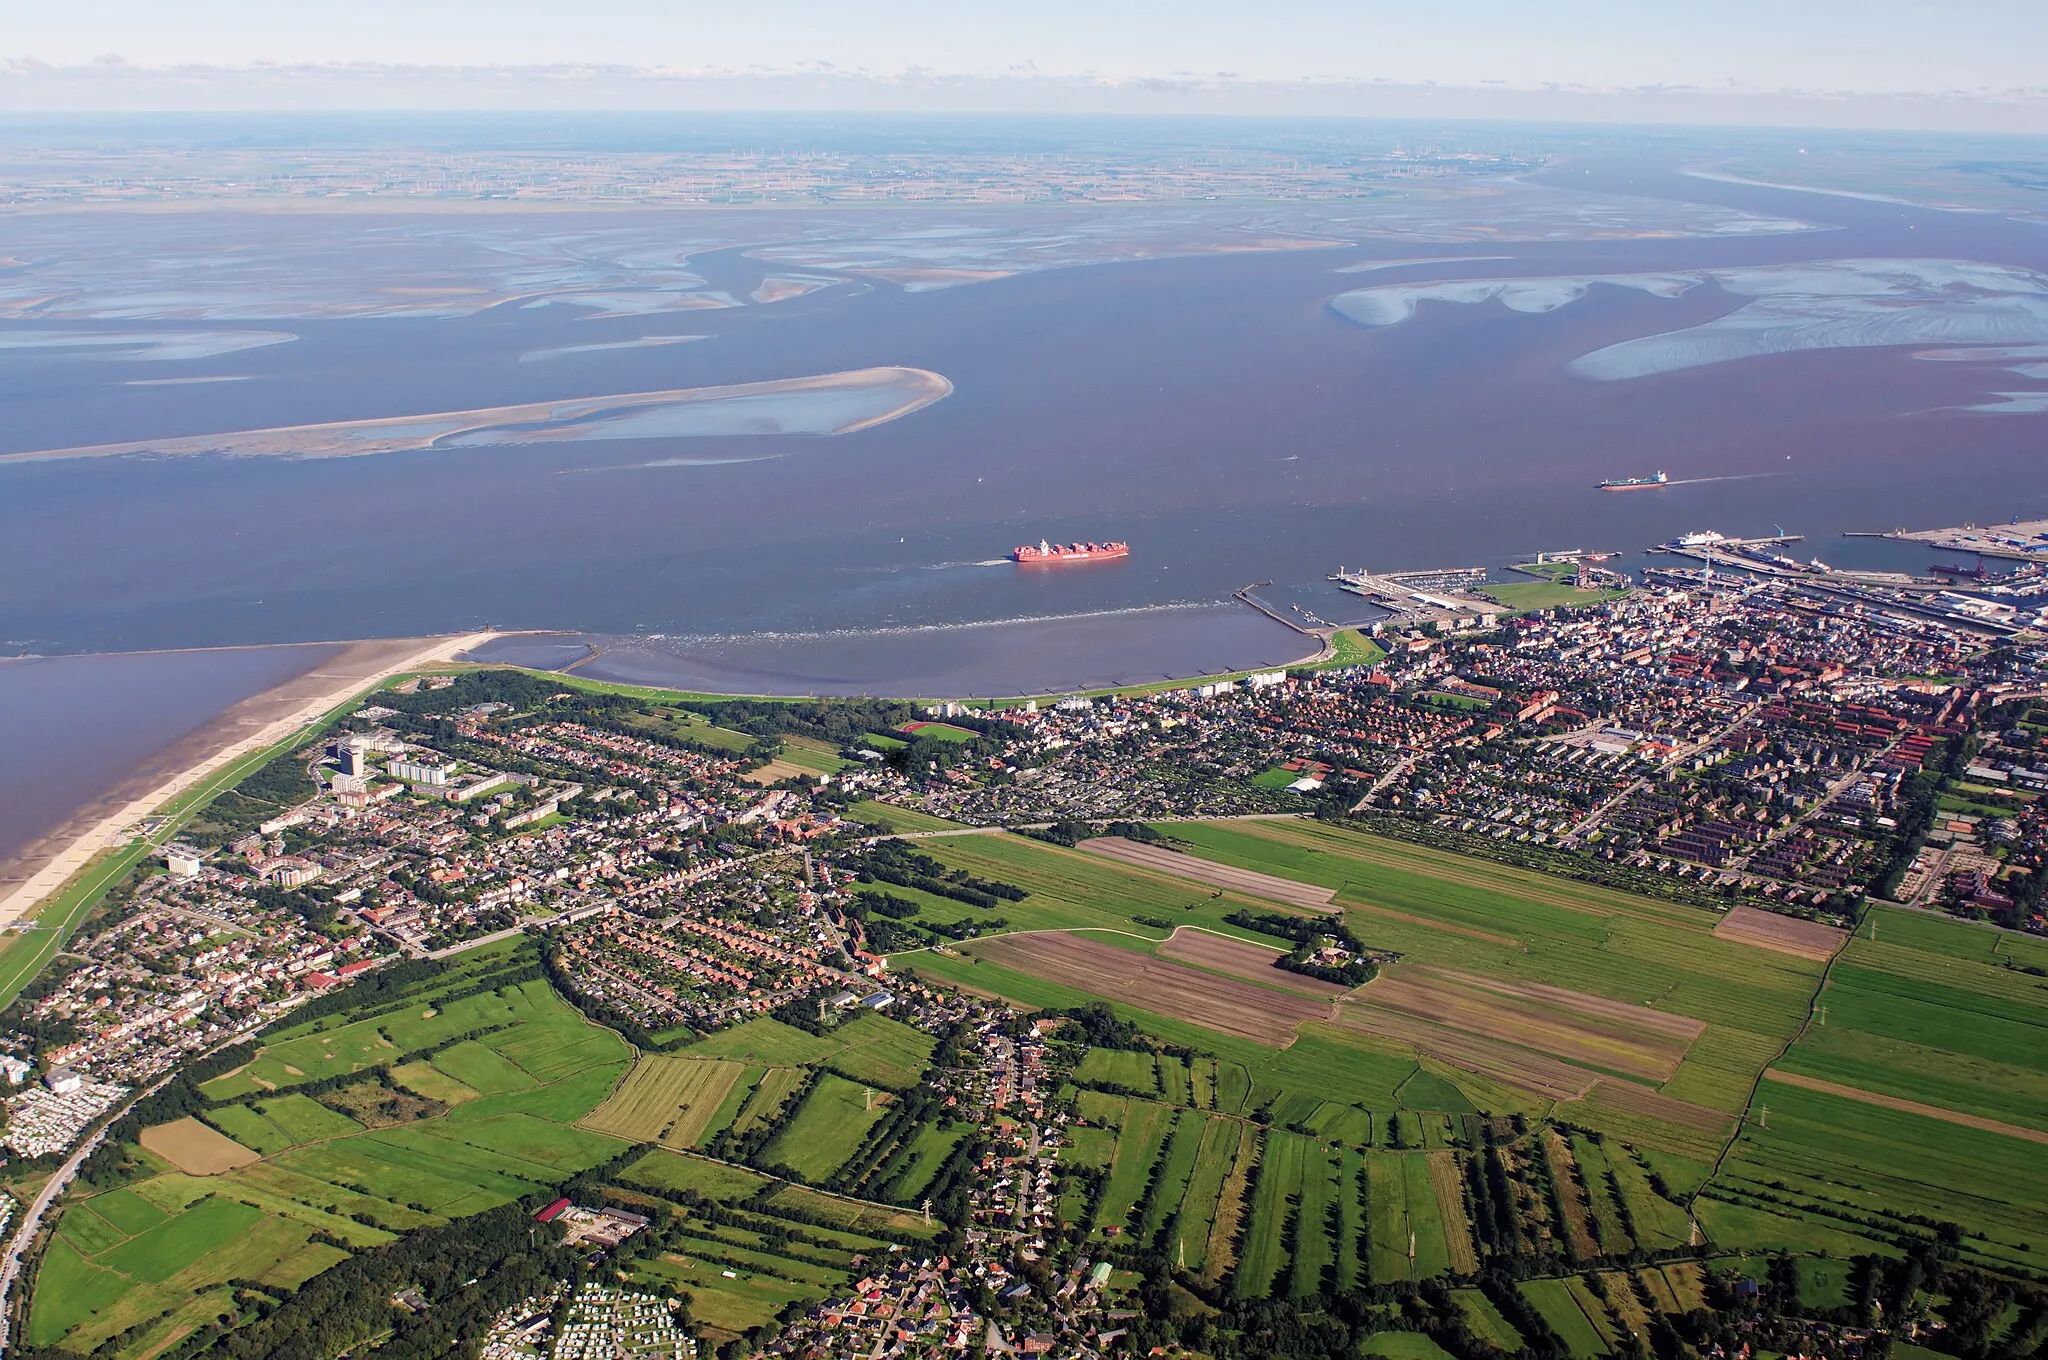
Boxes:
[1137,1112,1205,1249]
[777,735,852,775]
[34,1193,346,1354]
[730,1067,807,1136]
[1776,924,2048,1134]
[259,1093,366,1143]
[390,1059,482,1105]
[1076,1047,1160,1092]
[880,1122,970,1201]
[912,833,1334,948]
[841,799,964,832]
[623,1147,776,1201]
[1365,1151,1410,1284]
[1288,1138,1342,1297]
[1401,1153,1451,1279]
[33,952,633,1357]
[908,946,1426,1115]
[1568,1136,1636,1256]
[1359,1335,1457,1360]
[618,707,759,754]
[761,1074,893,1182]
[682,1016,845,1067]
[1480,581,1626,612]
[1452,1290,1526,1351]
[1715,905,2048,1274]
[615,1146,938,1341]
[1315,630,1389,670]
[1236,1129,1304,1298]
[200,977,601,1096]
[901,817,1789,1157]
[1148,821,1820,1137]
[902,817,2048,1292]
[678,1012,933,1092]
[826,1012,936,1089]
[1097,1099,1176,1233]
[1521,1278,1610,1357]
[578,1056,744,1145]
[1794,1257,1854,1310]
[1174,1119,1244,1274]
[897,721,979,743]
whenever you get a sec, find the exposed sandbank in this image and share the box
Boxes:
[0,367,952,464]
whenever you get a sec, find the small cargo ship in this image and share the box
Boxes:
[1013,538,1130,565]
[1598,471,1668,491]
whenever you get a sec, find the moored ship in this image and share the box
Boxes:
[1012,538,1130,564]
[1598,471,1669,491]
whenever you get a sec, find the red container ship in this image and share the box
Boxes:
[1012,538,1130,565]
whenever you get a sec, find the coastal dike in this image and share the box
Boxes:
[0,632,496,932]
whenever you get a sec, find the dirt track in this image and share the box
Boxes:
[1078,837,1338,912]
[1762,1069,2048,1145]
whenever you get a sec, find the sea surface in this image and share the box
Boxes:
[0,644,342,884]
[2,158,2044,663]
[4,132,2048,877]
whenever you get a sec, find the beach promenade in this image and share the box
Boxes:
[0,631,494,932]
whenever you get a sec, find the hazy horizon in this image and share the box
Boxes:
[6,0,2048,132]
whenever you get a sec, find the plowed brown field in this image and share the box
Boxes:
[1157,928,1352,998]
[972,931,1330,1044]
[1581,1078,1733,1135]
[1078,838,1338,912]
[140,1117,260,1175]
[1350,964,1703,1083]
[1711,905,1846,961]
[1332,1004,1597,1101]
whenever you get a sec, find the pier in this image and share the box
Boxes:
[1847,518,2048,565]
[1326,567,1498,625]
[1647,533,1808,576]
[1234,583,1322,638]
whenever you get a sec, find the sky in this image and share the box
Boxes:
[4,0,2048,128]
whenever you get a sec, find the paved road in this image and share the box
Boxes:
[891,811,1306,840]
[0,1016,273,1347]
[0,1070,172,1350]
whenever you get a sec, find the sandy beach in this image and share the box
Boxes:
[0,631,493,930]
